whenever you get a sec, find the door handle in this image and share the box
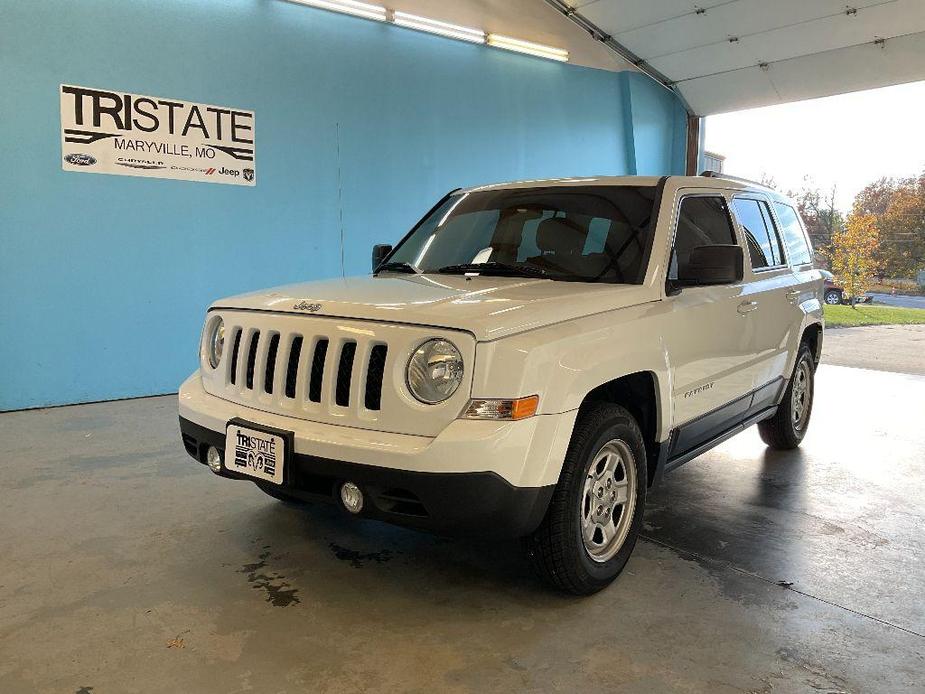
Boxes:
[737,300,759,314]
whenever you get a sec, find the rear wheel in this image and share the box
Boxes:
[524,403,646,595]
[824,289,842,305]
[758,344,815,450]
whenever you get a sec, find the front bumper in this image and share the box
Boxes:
[178,374,574,537]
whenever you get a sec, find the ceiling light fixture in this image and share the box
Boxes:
[393,12,485,44]
[288,0,387,22]
[487,34,569,62]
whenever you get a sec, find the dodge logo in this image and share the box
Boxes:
[293,301,322,313]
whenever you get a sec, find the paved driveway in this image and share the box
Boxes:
[869,292,925,309]
[823,324,925,375]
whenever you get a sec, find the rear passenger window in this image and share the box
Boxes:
[774,202,813,266]
[733,198,785,269]
[668,196,737,281]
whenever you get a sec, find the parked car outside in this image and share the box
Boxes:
[821,269,872,305]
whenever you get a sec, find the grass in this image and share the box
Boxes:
[824,303,925,328]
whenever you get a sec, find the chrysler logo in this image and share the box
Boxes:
[293,301,322,313]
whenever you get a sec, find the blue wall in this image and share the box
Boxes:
[0,0,687,410]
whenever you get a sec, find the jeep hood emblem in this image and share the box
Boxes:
[293,301,322,313]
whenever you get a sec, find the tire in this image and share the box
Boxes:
[524,403,647,595]
[758,344,815,450]
[824,289,842,305]
[255,482,309,506]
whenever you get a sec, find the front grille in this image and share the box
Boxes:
[219,320,390,417]
[204,311,471,436]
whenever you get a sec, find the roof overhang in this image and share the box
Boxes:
[548,0,925,115]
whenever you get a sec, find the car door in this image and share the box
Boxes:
[730,195,797,390]
[662,191,755,435]
[772,198,821,352]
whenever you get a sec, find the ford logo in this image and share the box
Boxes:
[64,153,97,166]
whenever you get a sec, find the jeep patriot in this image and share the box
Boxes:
[179,174,823,594]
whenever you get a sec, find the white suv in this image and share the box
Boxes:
[179,174,823,594]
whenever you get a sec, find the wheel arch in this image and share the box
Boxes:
[801,322,823,368]
[578,371,663,487]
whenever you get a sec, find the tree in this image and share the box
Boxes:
[828,212,880,306]
[852,173,925,280]
[785,178,843,255]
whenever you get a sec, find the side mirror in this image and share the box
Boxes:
[677,244,743,286]
[371,244,393,272]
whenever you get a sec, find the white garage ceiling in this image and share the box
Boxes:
[549,0,925,114]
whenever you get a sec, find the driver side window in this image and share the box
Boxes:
[669,196,737,281]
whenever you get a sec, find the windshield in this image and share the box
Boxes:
[383,185,658,284]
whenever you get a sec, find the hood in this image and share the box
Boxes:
[211,274,657,341]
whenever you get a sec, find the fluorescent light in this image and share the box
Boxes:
[487,34,569,62]
[393,12,485,44]
[288,0,387,22]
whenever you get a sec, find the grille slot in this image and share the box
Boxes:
[335,342,357,407]
[285,336,303,399]
[264,333,280,394]
[365,345,388,411]
[245,331,260,390]
[308,339,329,403]
[229,328,243,385]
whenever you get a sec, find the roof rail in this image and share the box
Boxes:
[700,170,773,189]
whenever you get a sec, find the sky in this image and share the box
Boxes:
[704,80,925,212]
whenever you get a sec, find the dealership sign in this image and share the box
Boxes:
[60,84,255,186]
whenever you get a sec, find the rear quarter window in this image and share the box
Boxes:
[733,197,786,269]
[774,202,813,266]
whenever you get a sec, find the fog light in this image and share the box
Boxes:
[206,446,222,473]
[340,482,364,514]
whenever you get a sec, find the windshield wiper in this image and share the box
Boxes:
[437,262,549,278]
[375,261,419,275]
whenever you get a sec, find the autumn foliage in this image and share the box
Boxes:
[854,174,925,280]
[827,212,880,306]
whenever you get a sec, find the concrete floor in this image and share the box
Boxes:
[1,361,923,691]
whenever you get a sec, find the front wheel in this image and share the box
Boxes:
[524,403,646,595]
[758,344,815,450]
[824,289,842,305]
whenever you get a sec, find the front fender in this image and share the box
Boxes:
[470,304,672,442]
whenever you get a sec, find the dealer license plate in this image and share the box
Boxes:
[224,423,286,485]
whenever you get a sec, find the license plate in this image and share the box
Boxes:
[225,423,286,485]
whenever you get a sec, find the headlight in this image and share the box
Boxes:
[206,317,225,369]
[406,338,464,404]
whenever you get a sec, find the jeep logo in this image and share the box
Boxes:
[219,166,240,177]
[64,153,97,166]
